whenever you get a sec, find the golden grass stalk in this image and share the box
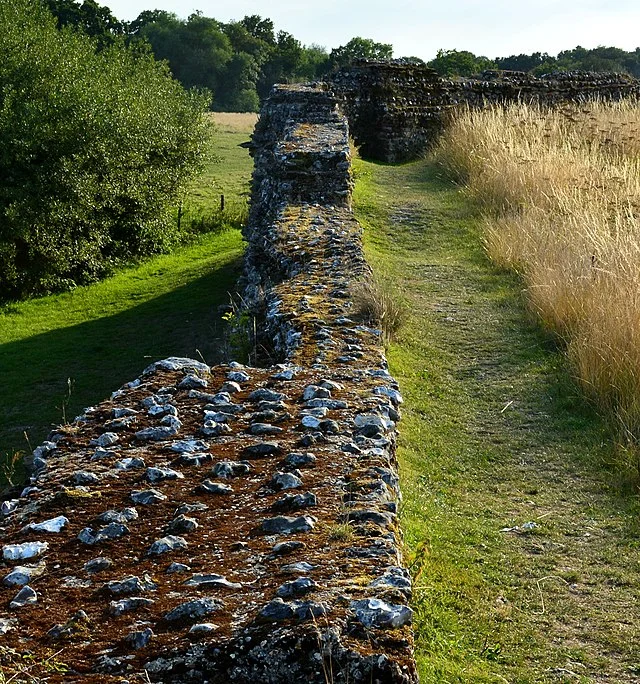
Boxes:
[436,98,640,440]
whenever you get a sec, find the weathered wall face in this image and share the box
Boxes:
[0,85,418,683]
[329,60,640,162]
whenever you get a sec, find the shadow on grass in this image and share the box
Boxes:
[0,257,242,485]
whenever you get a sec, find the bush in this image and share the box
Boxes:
[0,0,211,299]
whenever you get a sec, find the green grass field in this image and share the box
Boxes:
[0,114,256,483]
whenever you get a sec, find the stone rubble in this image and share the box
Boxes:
[0,83,417,682]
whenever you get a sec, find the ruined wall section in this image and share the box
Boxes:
[329,60,640,162]
[0,85,419,684]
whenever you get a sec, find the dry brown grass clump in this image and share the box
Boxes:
[352,277,407,345]
[435,99,640,441]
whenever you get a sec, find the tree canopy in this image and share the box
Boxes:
[0,0,210,299]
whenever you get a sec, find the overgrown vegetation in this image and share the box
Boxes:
[435,100,640,454]
[0,0,211,300]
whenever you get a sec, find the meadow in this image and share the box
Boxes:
[0,113,256,484]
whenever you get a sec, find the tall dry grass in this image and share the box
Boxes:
[435,99,640,443]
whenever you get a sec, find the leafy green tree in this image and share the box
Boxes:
[0,0,210,299]
[45,0,124,47]
[495,52,551,72]
[329,37,393,69]
[427,49,496,77]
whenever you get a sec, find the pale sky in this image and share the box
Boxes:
[101,0,640,61]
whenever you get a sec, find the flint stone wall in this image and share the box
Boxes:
[0,84,418,683]
[329,60,640,162]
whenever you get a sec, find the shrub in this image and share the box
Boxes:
[0,0,211,299]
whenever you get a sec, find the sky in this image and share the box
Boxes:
[101,0,640,61]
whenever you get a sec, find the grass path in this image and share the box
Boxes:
[354,158,640,683]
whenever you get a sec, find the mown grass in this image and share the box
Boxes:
[0,113,256,484]
[354,156,640,682]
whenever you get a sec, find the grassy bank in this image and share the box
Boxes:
[434,101,640,449]
[354,157,640,682]
[0,113,255,483]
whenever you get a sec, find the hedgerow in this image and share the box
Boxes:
[0,0,211,299]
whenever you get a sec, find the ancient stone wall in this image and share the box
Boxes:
[329,60,640,162]
[0,84,418,683]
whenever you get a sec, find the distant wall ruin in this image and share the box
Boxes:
[0,84,418,683]
[329,60,640,162]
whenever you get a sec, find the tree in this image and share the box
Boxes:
[329,37,393,69]
[427,49,496,77]
[45,0,124,47]
[0,0,211,299]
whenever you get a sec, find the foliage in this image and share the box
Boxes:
[45,0,124,48]
[0,0,211,300]
[329,37,393,69]
[427,49,496,76]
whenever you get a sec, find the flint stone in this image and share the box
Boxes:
[104,574,157,595]
[74,471,101,485]
[250,423,283,435]
[126,627,154,649]
[170,439,208,453]
[258,597,327,623]
[281,561,316,574]
[305,398,348,410]
[183,574,241,590]
[197,480,233,495]
[23,515,68,534]
[110,597,155,616]
[0,618,17,634]
[166,562,191,574]
[227,370,250,383]
[92,447,116,461]
[248,388,286,403]
[271,540,306,555]
[202,421,233,437]
[284,452,316,468]
[166,515,198,534]
[211,460,251,479]
[301,415,322,430]
[10,585,37,609]
[3,563,46,587]
[1,499,19,516]
[131,489,167,505]
[145,357,209,375]
[178,374,208,390]
[179,453,213,467]
[272,491,317,512]
[176,502,208,516]
[261,515,315,534]
[135,426,175,441]
[189,622,218,634]
[220,381,241,394]
[164,597,223,623]
[347,509,394,527]
[302,385,331,401]
[78,523,129,545]
[115,457,146,470]
[268,472,303,491]
[243,442,282,458]
[91,432,119,447]
[3,541,48,562]
[350,597,413,629]
[370,566,412,594]
[147,535,188,556]
[276,577,317,598]
[97,508,138,524]
[146,467,184,483]
[84,557,113,573]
